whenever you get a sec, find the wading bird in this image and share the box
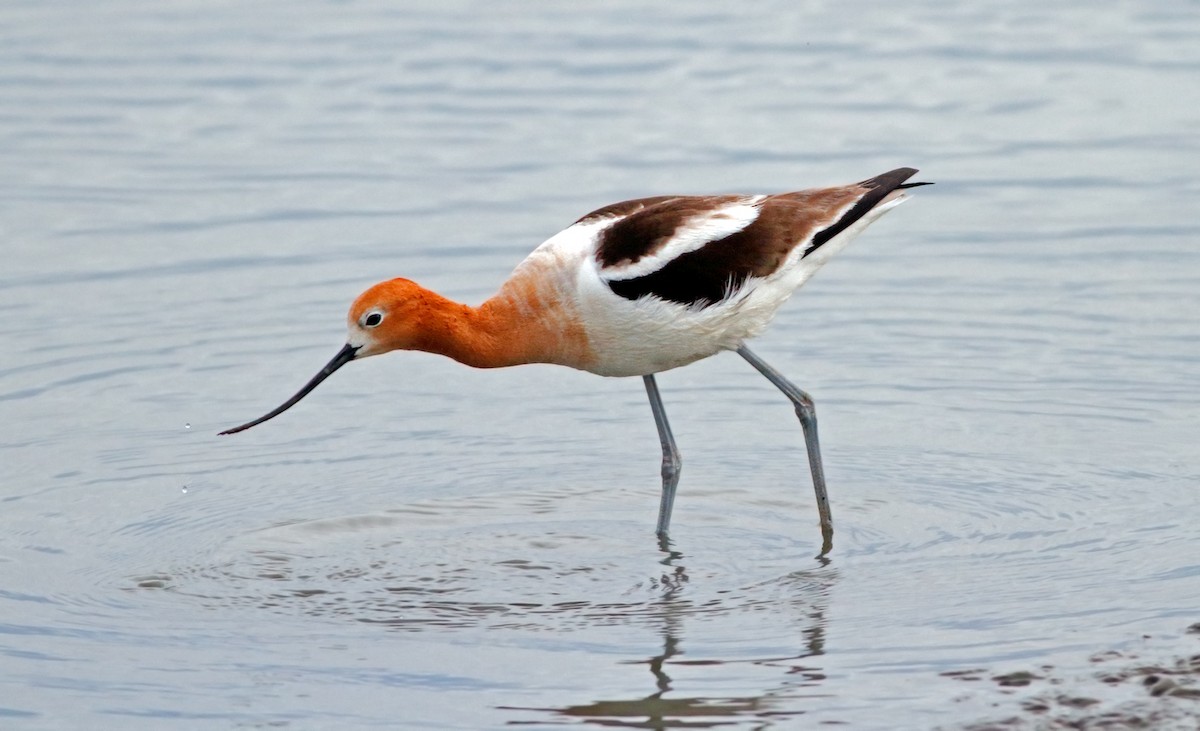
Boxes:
[221,167,930,553]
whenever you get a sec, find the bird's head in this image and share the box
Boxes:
[219,277,428,436]
[345,278,430,358]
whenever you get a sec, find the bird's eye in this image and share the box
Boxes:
[363,311,384,328]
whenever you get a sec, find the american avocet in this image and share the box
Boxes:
[221,167,929,552]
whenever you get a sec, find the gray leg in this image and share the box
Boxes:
[643,374,682,536]
[736,345,834,554]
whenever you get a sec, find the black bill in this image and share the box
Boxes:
[219,343,360,435]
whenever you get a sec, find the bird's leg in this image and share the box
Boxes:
[643,374,682,536]
[736,345,834,554]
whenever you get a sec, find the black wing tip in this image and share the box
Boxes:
[860,167,933,190]
[803,167,929,259]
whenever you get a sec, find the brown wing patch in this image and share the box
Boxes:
[575,195,681,225]
[596,168,926,308]
[605,189,860,307]
[592,195,744,269]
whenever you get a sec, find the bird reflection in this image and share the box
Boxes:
[502,536,835,729]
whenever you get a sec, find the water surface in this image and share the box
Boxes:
[2,1,1199,728]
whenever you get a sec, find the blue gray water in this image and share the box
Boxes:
[2,1,1199,728]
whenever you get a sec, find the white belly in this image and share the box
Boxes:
[574,256,809,377]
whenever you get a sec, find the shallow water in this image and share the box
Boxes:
[2,1,1199,728]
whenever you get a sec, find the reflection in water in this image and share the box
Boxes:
[129,492,836,727]
[500,536,834,729]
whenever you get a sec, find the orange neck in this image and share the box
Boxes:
[408,282,591,370]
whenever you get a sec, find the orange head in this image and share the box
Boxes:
[345,278,432,358]
[219,277,440,435]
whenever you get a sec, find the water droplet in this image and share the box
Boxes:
[184,423,191,430]
[181,485,189,494]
